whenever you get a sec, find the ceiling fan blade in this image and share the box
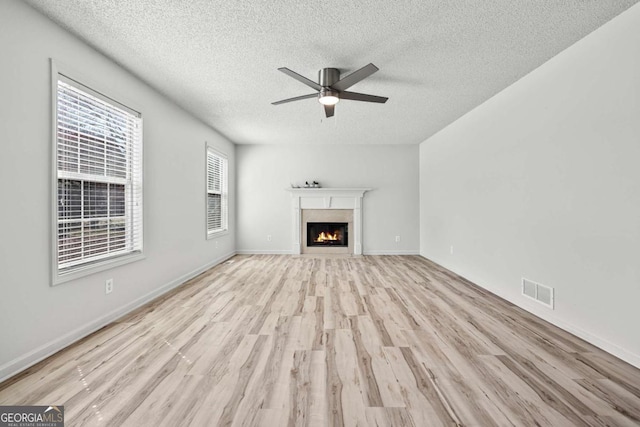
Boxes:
[324,104,335,118]
[278,67,322,91]
[331,63,379,91]
[340,91,388,103]
[272,93,318,105]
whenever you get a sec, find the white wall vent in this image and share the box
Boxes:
[522,278,554,309]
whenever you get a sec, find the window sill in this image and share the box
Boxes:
[53,252,145,286]
[207,229,229,240]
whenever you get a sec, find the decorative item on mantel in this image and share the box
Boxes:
[290,181,321,188]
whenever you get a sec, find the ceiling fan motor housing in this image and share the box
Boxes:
[319,68,340,87]
[318,68,340,104]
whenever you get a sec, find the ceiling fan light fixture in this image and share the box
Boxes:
[318,89,339,106]
[318,95,339,106]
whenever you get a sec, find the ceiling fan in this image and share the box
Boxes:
[272,63,388,118]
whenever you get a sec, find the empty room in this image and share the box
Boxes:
[1,0,640,426]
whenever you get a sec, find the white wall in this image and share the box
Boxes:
[237,144,419,254]
[419,4,640,367]
[0,1,235,381]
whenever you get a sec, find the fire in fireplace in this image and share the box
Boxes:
[307,222,348,247]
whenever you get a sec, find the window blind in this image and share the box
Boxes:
[206,148,228,235]
[56,77,143,275]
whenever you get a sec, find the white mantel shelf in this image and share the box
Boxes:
[286,188,372,255]
[286,188,372,195]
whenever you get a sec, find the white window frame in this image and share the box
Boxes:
[205,144,228,239]
[51,61,144,285]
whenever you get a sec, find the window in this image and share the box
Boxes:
[206,147,228,237]
[53,71,143,283]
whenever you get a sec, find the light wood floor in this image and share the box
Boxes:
[2,255,640,426]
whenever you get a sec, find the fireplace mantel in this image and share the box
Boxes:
[286,188,371,255]
[286,188,371,194]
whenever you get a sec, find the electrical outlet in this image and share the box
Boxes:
[267,235,272,241]
[215,240,218,248]
[395,235,401,243]
[105,279,113,294]
[450,245,454,255]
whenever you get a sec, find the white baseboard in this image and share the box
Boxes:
[236,249,421,256]
[235,249,292,255]
[0,251,236,384]
[536,309,640,369]
[420,254,640,370]
[363,249,420,255]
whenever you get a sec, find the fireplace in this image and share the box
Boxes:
[300,209,353,254]
[287,188,370,255]
[307,222,348,247]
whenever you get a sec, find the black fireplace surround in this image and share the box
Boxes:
[307,222,348,247]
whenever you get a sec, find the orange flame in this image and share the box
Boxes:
[315,231,340,242]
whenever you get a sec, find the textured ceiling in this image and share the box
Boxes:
[24,0,639,145]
